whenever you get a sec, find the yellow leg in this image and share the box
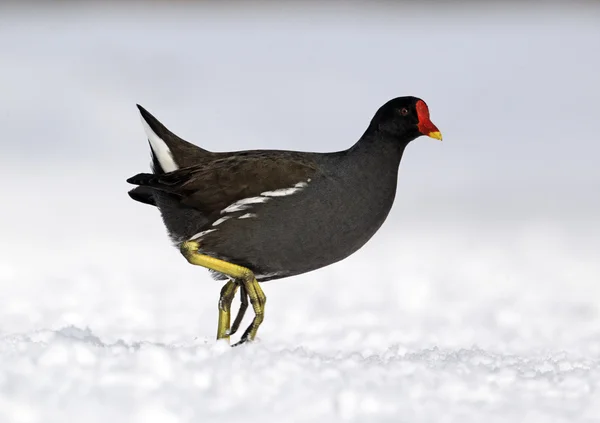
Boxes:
[233,281,265,347]
[229,285,248,337]
[181,241,266,345]
[217,280,238,341]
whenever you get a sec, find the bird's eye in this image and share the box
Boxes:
[400,108,409,116]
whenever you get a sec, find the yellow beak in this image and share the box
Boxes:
[428,131,443,141]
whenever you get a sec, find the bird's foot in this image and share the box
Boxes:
[179,240,266,347]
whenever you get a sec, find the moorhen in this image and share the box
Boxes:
[127,96,442,345]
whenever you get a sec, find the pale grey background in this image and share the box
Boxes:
[1,2,599,245]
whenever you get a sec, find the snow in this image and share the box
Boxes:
[1,2,600,422]
[2,222,600,422]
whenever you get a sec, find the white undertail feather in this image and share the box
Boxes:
[140,114,179,173]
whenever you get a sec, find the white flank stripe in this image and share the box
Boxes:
[212,216,232,227]
[140,115,178,173]
[261,187,302,197]
[222,196,270,214]
[190,229,217,240]
[221,180,311,214]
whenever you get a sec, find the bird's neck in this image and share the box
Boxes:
[346,128,410,170]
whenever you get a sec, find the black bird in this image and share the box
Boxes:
[127,96,442,345]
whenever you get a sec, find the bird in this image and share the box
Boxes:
[127,96,442,346]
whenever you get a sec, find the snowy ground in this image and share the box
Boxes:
[1,2,600,422]
[3,222,600,422]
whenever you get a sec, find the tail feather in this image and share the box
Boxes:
[136,104,211,174]
[137,105,180,173]
[128,186,156,206]
[127,172,161,187]
[129,104,213,207]
[126,172,184,196]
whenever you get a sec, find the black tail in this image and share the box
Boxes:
[129,104,210,207]
[136,104,210,174]
[127,172,161,187]
[136,104,190,152]
[126,171,187,196]
[128,186,156,206]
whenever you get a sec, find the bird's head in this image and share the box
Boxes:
[369,96,442,143]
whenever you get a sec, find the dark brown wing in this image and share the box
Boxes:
[127,151,319,216]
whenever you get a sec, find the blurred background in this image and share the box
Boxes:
[1,1,599,422]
